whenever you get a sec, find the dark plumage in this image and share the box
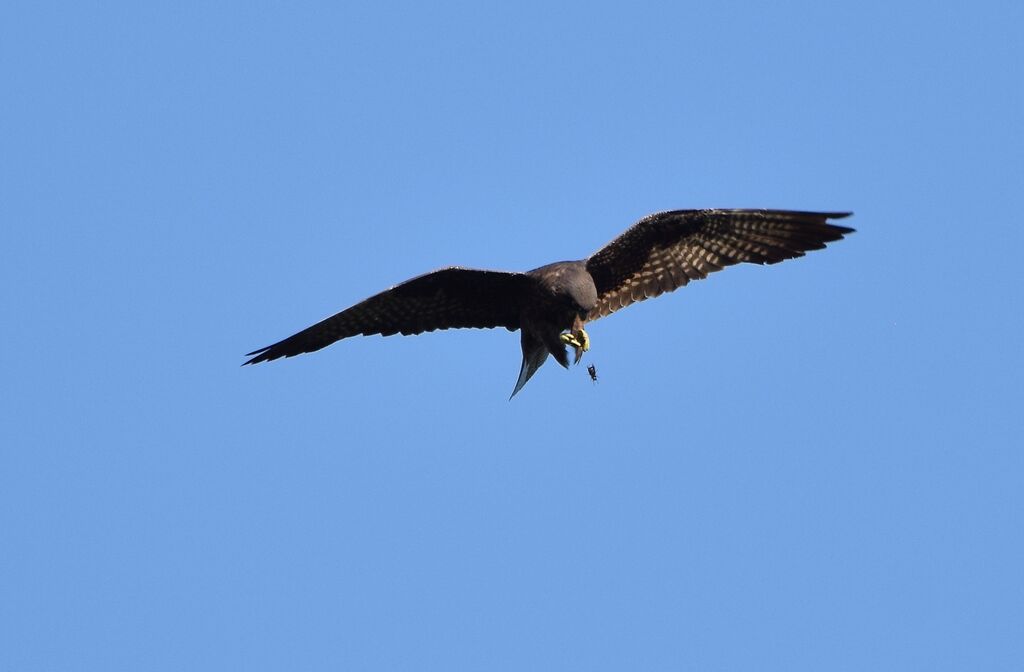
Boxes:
[244,209,854,396]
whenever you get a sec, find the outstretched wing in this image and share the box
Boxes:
[244,267,531,365]
[585,209,853,320]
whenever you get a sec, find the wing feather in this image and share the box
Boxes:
[244,267,530,365]
[585,209,853,320]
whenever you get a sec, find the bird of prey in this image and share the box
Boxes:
[244,209,853,397]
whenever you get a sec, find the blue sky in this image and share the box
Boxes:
[2,1,1022,670]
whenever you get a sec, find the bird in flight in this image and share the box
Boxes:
[244,209,853,397]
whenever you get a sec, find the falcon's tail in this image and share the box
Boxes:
[510,330,549,399]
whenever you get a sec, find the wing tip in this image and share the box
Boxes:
[242,346,275,366]
[823,211,855,234]
[808,212,854,238]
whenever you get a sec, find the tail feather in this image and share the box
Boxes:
[510,331,549,399]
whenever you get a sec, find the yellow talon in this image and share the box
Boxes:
[576,328,590,352]
[561,328,590,364]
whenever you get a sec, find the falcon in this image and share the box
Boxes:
[244,209,853,397]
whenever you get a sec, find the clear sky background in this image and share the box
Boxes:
[2,1,1022,670]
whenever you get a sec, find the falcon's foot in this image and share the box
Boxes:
[560,328,590,364]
